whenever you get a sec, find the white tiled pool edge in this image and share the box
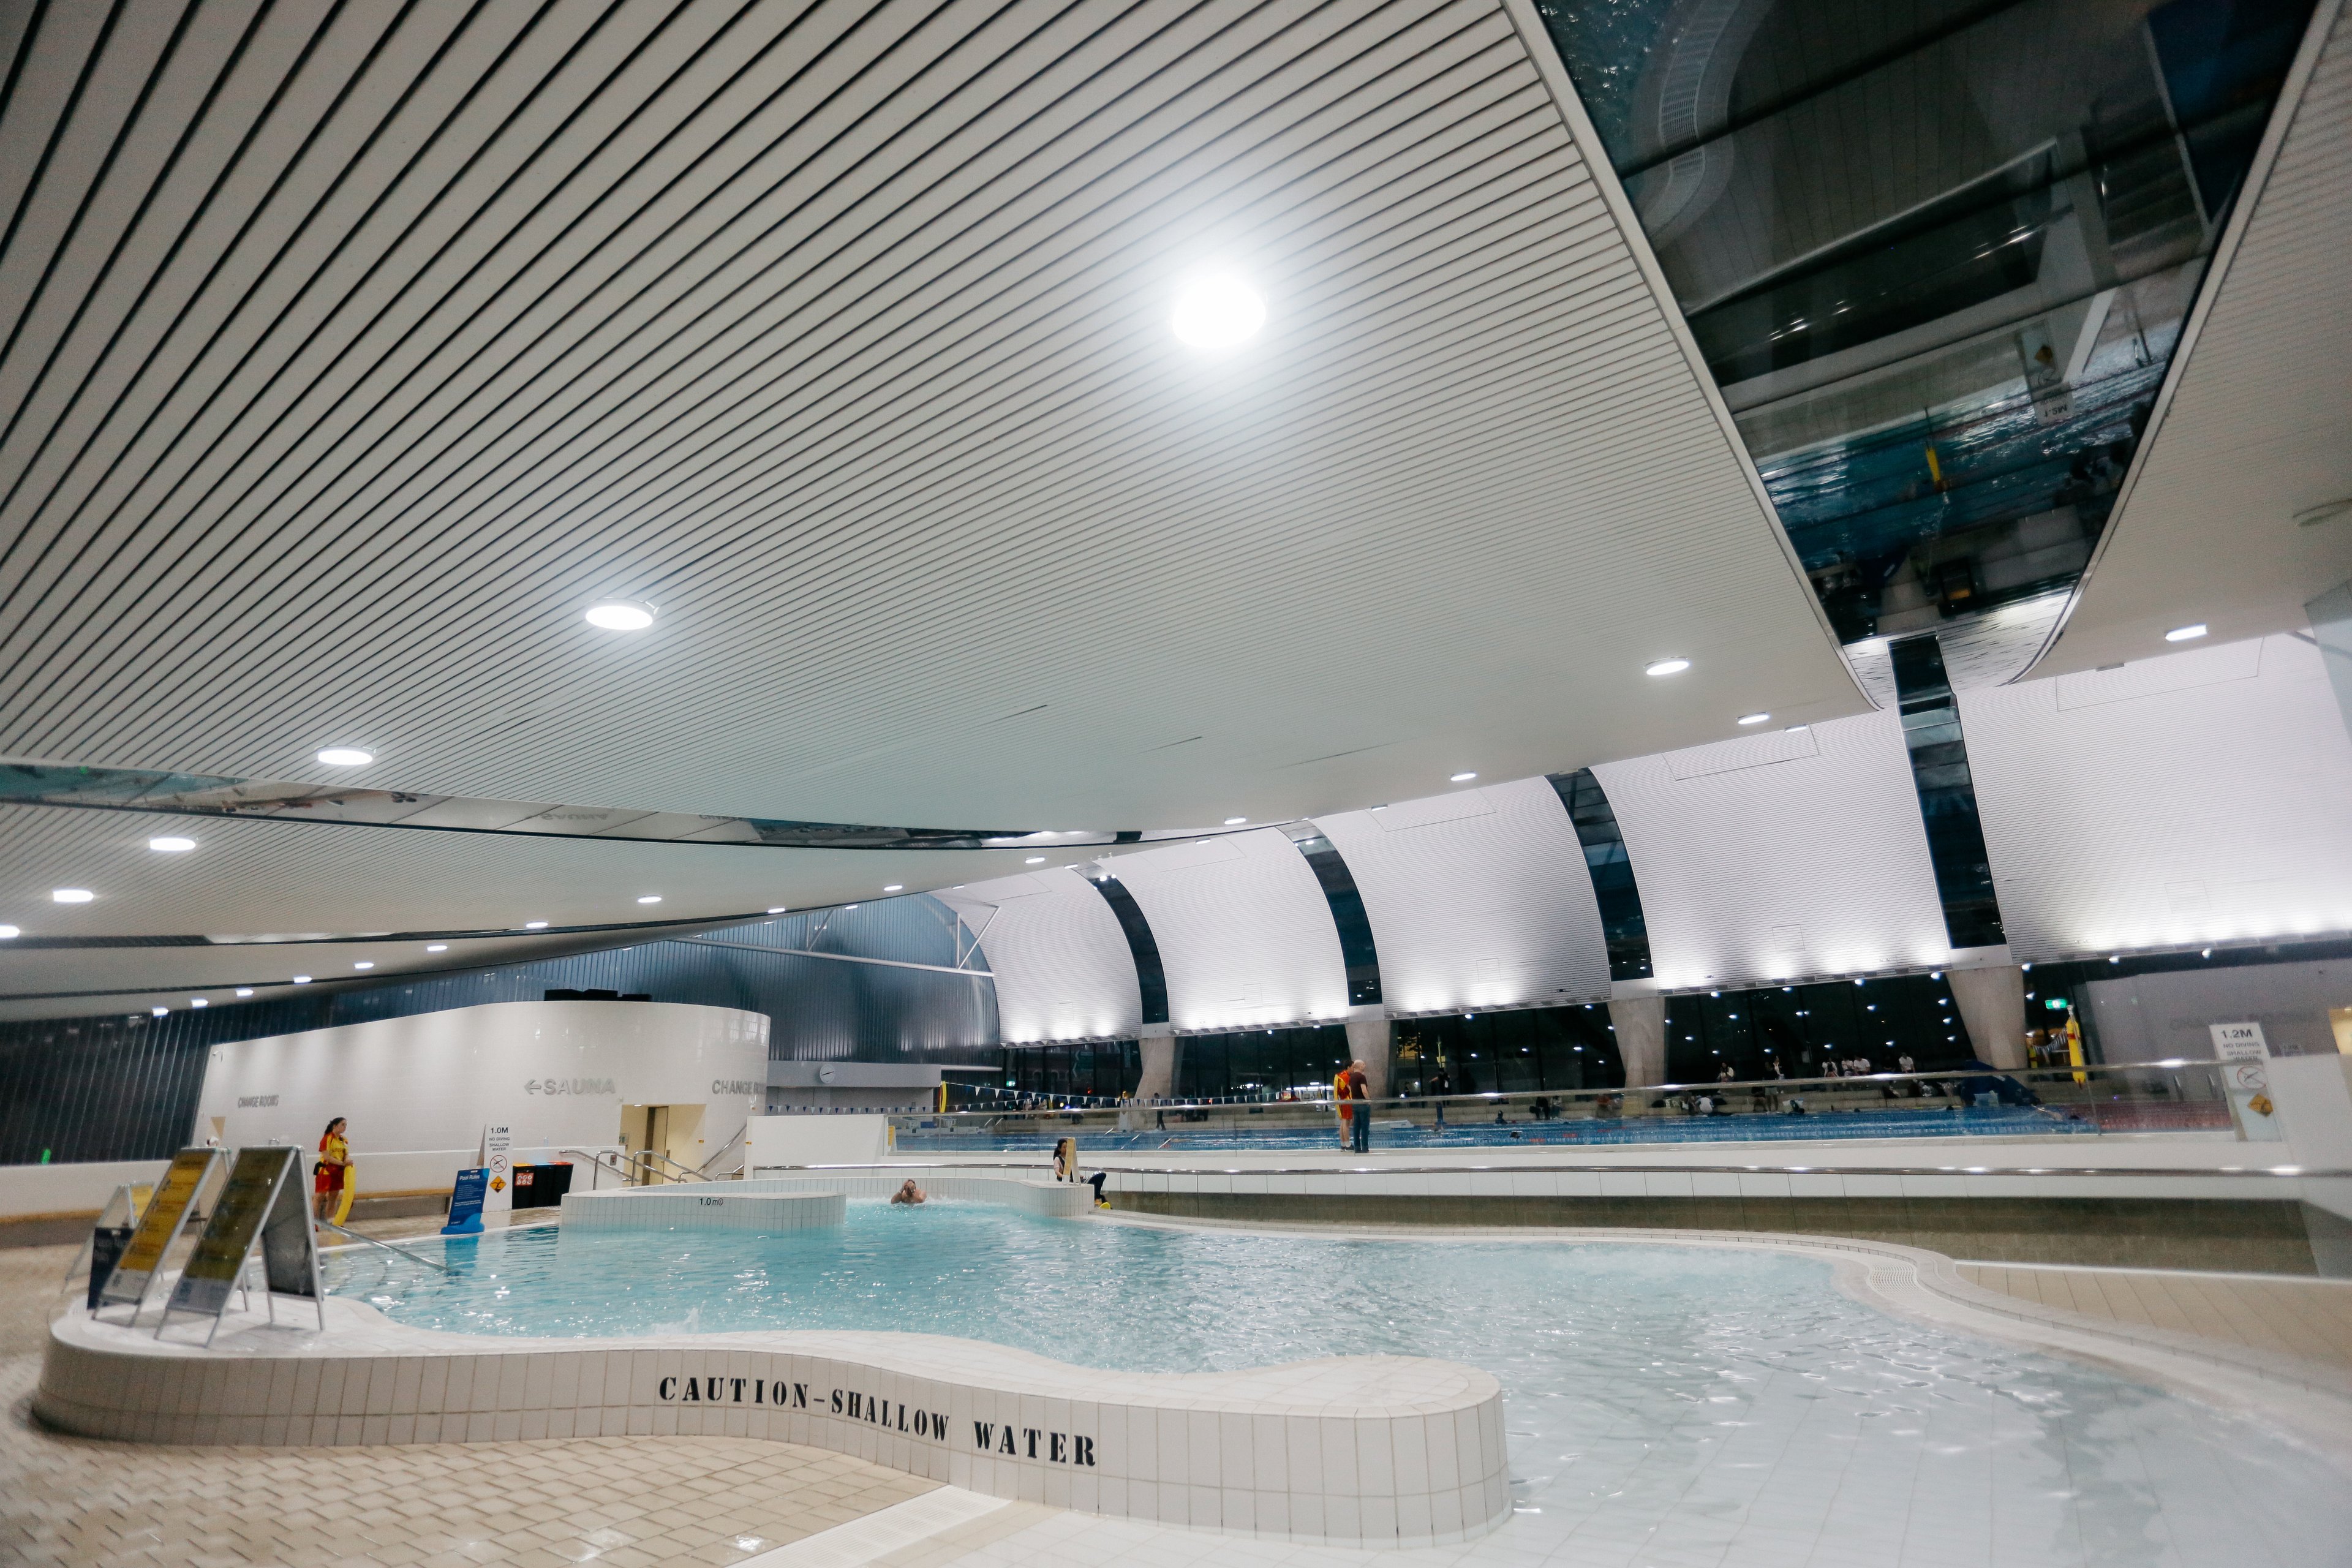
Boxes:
[35,1306,1507,1549]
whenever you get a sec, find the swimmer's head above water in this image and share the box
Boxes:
[891,1178,926,1205]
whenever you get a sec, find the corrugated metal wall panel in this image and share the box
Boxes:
[1311,777,1610,1012]
[1110,827,1349,1031]
[937,872,1143,1044]
[1591,711,1952,988]
[1963,633,2352,959]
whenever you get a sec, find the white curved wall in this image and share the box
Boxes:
[1108,828,1348,1031]
[937,871,1142,1042]
[1312,777,1610,1013]
[1963,633,2352,959]
[1591,711,1953,988]
[194,1001,769,1193]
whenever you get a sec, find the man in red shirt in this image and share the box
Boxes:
[1340,1058,1371,1153]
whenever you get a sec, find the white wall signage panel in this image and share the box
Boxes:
[1962,635,2352,960]
[194,1002,769,1194]
[935,873,1142,1044]
[1108,829,1348,1032]
[1592,712,1952,988]
[1313,778,1610,1013]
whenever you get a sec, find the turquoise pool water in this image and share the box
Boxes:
[330,1205,2345,1566]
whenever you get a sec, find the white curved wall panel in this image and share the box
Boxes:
[1109,829,1348,1031]
[935,873,1140,1044]
[1591,712,1952,988]
[1962,635,2352,960]
[1312,778,1609,1013]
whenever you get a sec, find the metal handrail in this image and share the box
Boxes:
[317,1219,455,1275]
[554,1148,636,1189]
[632,1149,711,1183]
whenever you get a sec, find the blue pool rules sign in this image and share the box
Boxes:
[443,1169,488,1234]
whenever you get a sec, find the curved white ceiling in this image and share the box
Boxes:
[1966,634,2352,960]
[1108,827,1347,1031]
[937,870,1142,1044]
[1311,775,1608,1013]
[0,0,1858,839]
[1592,712,1952,989]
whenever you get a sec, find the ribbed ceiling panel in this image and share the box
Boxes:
[2036,0,2352,674]
[0,0,1856,835]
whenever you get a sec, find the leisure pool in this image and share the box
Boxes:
[329,1204,2346,1566]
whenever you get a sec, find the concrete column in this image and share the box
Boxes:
[1607,993,1667,1086]
[1135,1026,1179,1100]
[1950,965,2027,1070]
[1346,1009,1393,1101]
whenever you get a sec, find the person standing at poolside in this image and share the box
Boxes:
[314,1117,350,1223]
[1342,1058,1371,1153]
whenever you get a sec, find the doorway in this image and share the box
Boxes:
[618,1104,706,1183]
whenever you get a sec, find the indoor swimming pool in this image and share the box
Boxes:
[331,1204,2345,1566]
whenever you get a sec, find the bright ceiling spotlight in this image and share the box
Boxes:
[190,997,208,1008]
[292,974,312,984]
[53,888,93,903]
[585,599,655,631]
[353,961,374,970]
[149,835,196,853]
[1645,657,1692,677]
[883,884,903,892]
[1025,856,1046,864]
[2165,623,2207,642]
[426,944,448,953]
[1450,771,1477,783]
[0,926,17,940]
[235,987,253,997]
[1224,816,1247,825]
[316,747,372,766]
[1170,272,1265,352]
[637,895,662,904]
[767,906,787,914]
[524,919,549,929]
[151,1006,168,1017]
[1736,713,1770,726]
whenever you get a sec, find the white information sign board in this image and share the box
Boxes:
[2210,1022,2269,1060]
[482,1123,514,1219]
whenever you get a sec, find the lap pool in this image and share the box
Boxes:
[331,1204,2346,1566]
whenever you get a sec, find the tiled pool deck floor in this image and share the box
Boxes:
[0,1239,937,1568]
[7,1218,2350,1568]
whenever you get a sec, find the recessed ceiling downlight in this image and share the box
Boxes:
[524,920,549,929]
[1170,273,1265,352]
[149,835,196,852]
[426,944,448,953]
[883,884,903,892]
[637,895,662,904]
[1737,712,1770,726]
[2165,623,2208,642]
[0,925,17,939]
[53,888,93,903]
[585,599,655,631]
[317,747,372,766]
[1224,816,1247,825]
[1450,772,1477,783]
[1645,657,1692,677]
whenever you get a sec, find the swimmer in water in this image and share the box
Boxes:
[891,1178,926,1205]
